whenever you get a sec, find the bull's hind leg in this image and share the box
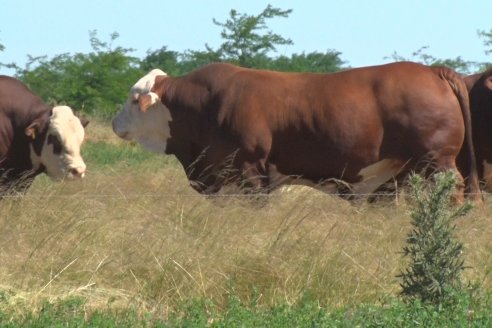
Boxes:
[435,156,465,204]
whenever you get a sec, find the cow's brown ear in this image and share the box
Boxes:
[152,75,167,99]
[138,94,154,112]
[25,122,39,140]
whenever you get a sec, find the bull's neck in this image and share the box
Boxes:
[162,79,211,144]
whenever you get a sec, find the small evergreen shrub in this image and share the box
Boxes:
[398,171,472,305]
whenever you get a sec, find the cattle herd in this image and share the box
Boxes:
[2,61,492,203]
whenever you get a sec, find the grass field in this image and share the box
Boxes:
[1,119,492,326]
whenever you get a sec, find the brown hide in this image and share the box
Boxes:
[0,76,52,193]
[151,62,479,199]
[460,68,492,188]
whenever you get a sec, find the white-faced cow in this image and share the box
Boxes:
[458,67,492,191]
[0,75,88,195]
[112,62,480,201]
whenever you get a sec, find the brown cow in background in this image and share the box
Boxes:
[459,68,492,192]
[112,62,481,201]
[0,75,89,195]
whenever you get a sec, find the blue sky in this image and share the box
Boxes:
[1,0,491,75]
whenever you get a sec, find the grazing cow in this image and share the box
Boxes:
[112,62,480,201]
[0,75,89,195]
[460,67,492,191]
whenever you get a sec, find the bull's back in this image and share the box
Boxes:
[0,76,44,114]
[223,62,452,140]
[219,62,463,179]
[221,62,450,125]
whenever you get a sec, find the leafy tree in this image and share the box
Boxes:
[478,29,492,56]
[477,29,492,70]
[16,31,143,117]
[209,5,293,67]
[386,46,478,74]
[0,30,4,52]
[270,51,345,73]
[140,46,183,76]
[179,49,222,73]
[141,6,344,75]
[140,47,224,77]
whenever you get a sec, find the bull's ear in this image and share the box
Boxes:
[151,75,167,98]
[138,94,154,112]
[25,122,39,140]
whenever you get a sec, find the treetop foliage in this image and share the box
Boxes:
[209,5,293,67]
[387,46,483,75]
[13,30,142,118]
[479,29,492,56]
[0,30,4,52]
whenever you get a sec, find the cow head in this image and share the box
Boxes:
[112,69,172,154]
[26,106,88,180]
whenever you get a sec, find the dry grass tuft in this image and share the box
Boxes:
[1,152,492,317]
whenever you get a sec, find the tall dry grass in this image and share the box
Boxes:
[1,119,492,317]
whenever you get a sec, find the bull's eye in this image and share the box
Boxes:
[47,134,63,154]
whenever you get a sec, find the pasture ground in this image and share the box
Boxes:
[1,119,492,326]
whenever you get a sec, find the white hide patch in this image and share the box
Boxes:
[30,106,86,180]
[112,69,172,154]
[270,159,405,195]
[351,159,405,194]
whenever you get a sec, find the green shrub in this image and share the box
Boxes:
[398,172,472,305]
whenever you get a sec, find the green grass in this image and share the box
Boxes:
[82,141,168,168]
[1,291,491,327]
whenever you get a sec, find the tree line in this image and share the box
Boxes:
[1,5,491,118]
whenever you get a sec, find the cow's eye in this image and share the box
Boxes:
[47,134,63,154]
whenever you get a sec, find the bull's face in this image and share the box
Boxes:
[27,106,88,180]
[112,69,172,154]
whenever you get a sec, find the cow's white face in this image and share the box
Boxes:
[112,69,172,154]
[30,106,87,180]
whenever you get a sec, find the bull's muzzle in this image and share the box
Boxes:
[112,119,130,140]
[68,166,86,179]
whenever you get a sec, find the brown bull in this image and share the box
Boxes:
[458,67,492,192]
[112,62,480,201]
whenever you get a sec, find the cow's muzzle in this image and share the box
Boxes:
[68,166,86,179]
[112,120,129,140]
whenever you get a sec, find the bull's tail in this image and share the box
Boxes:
[437,67,481,200]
